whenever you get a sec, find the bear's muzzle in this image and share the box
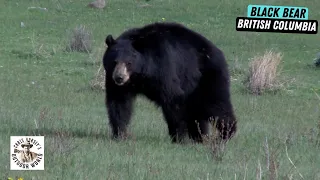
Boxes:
[112,62,130,86]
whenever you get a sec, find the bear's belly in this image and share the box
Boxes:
[141,89,163,105]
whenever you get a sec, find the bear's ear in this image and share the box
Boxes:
[105,35,116,47]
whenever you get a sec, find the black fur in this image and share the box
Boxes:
[103,22,237,143]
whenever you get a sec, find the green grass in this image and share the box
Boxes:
[1,0,320,179]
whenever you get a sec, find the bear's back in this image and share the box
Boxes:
[117,22,214,51]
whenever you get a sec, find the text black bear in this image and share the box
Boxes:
[103,22,237,143]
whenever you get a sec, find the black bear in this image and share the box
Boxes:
[103,22,237,143]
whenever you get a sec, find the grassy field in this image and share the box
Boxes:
[1,0,319,179]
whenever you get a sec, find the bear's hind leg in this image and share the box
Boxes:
[214,114,237,141]
[161,105,187,143]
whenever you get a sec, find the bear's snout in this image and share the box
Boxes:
[112,62,130,86]
[114,76,124,84]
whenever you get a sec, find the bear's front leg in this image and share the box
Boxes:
[106,87,135,140]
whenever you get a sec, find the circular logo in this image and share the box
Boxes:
[11,137,44,170]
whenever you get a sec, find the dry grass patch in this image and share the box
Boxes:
[244,50,283,95]
[66,24,93,53]
[90,63,106,90]
[195,117,234,161]
[89,43,106,90]
[87,0,106,9]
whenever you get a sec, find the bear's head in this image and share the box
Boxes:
[103,35,143,86]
